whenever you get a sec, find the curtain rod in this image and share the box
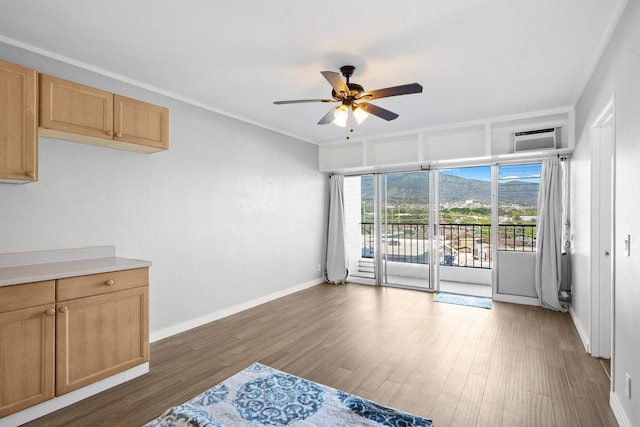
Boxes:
[328,151,572,176]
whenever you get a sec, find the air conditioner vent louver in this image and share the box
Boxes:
[513,127,559,152]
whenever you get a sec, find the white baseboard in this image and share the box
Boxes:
[0,363,149,427]
[569,305,590,353]
[346,277,376,286]
[149,277,325,343]
[493,293,540,306]
[610,391,633,427]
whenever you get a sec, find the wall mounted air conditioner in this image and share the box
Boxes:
[513,127,559,152]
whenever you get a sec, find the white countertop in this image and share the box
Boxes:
[0,246,151,287]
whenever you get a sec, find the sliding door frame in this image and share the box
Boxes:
[375,171,435,291]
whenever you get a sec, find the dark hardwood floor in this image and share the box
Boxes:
[22,283,617,426]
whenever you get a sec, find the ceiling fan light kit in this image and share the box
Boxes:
[352,105,369,124]
[333,105,349,127]
[274,65,423,137]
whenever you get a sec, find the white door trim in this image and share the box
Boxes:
[589,95,615,366]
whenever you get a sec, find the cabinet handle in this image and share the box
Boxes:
[46,308,55,316]
[105,279,114,286]
[106,130,114,136]
[59,307,69,313]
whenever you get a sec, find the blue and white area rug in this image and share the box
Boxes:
[433,292,493,309]
[145,362,431,426]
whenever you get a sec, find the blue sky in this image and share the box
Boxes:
[440,166,491,181]
[440,164,541,183]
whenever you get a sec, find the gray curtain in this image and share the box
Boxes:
[535,157,567,311]
[324,175,348,284]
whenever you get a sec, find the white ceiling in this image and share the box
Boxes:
[0,0,627,144]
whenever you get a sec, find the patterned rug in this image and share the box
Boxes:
[144,362,431,426]
[433,292,493,309]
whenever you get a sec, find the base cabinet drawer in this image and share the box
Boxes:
[57,267,148,301]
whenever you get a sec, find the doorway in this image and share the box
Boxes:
[438,166,493,297]
[345,168,494,296]
[380,171,434,290]
[590,97,615,361]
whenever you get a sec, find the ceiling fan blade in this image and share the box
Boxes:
[320,71,349,97]
[317,106,337,125]
[359,102,399,121]
[274,99,337,105]
[359,83,423,100]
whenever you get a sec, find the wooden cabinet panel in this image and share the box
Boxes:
[115,95,168,150]
[39,74,113,141]
[56,286,149,395]
[39,74,168,153]
[0,304,55,418]
[57,268,148,302]
[0,59,37,182]
[0,280,55,312]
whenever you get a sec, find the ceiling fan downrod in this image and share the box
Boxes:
[340,65,355,83]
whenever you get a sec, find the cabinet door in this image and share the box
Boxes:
[39,74,114,141]
[56,286,149,395]
[0,60,37,182]
[114,95,168,151]
[0,305,55,417]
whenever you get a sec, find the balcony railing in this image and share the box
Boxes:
[441,223,492,268]
[496,224,537,252]
[360,222,537,269]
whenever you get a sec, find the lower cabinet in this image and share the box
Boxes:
[0,268,149,417]
[56,286,149,395]
[0,281,55,418]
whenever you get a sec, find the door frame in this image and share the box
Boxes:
[589,95,615,365]
[376,171,435,291]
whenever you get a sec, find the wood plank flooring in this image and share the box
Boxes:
[22,283,617,426]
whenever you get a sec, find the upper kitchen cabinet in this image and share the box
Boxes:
[0,59,37,182]
[114,94,168,151]
[39,74,168,153]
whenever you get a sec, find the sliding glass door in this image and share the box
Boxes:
[380,171,434,290]
[344,162,548,299]
[438,166,492,297]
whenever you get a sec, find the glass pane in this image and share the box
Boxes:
[438,166,493,297]
[344,175,375,280]
[382,171,431,289]
[497,163,541,251]
[439,166,492,268]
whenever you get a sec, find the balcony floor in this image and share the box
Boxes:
[385,275,493,298]
[439,280,492,298]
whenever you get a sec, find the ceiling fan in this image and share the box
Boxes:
[274,65,423,129]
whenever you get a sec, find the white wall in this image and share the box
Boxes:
[319,111,572,173]
[0,43,328,337]
[569,108,592,350]
[573,0,639,424]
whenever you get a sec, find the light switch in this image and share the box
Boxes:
[625,373,631,398]
[624,235,631,257]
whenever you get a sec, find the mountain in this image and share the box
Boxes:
[439,174,491,204]
[498,180,540,205]
[360,173,538,206]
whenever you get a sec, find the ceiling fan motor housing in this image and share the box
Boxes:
[331,82,365,103]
